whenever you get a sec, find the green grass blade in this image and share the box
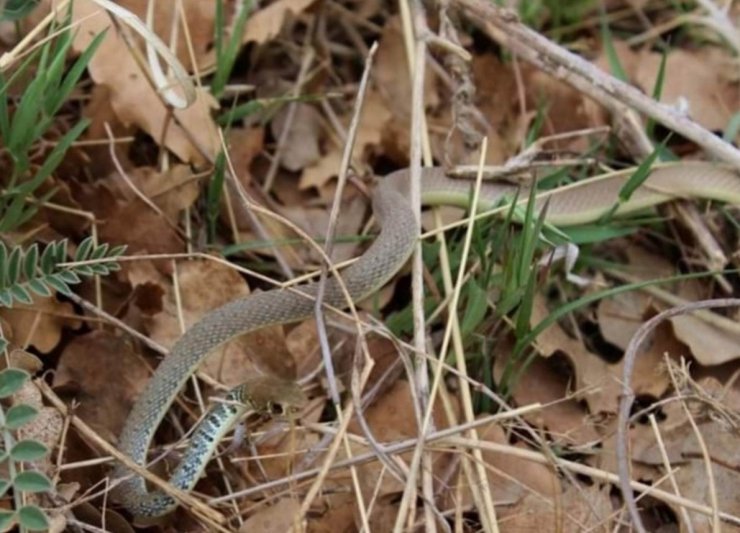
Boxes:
[211,0,252,97]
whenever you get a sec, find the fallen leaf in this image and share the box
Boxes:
[375,16,439,119]
[346,379,459,498]
[146,259,297,383]
[280,194,368,264]
[272,103,323,172]
[493,347,601,447]
[243,0,317,45]
[0,295,80,354]
[498,484,614,532]
[634,48,738,132]
[239,498,302,533]
[54,330,149,442]
[70,0,220,164]
[669,313,740,366]
[226,126,265,190]
[444,419,562,511]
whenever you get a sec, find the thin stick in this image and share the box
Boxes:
[453,0,740,170]
[617,298,740,532]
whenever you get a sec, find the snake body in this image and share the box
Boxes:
[113,163,740,517]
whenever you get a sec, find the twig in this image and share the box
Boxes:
[36,380,228,529]
[305,40,381,533]
[616,298,740,533]
[396,0,439,530]
[261,41,315,193]
[452,0,740,170]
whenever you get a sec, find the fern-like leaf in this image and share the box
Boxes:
[0,239,125,308]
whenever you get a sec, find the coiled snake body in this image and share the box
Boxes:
[112,164,740,518]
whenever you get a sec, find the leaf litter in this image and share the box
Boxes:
[2,0,739,531]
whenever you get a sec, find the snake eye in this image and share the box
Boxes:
[269,402,285,416]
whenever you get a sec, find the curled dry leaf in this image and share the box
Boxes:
[598,245,739,366]
[298,89,393,191]
[522,64,608,140]
[69,0,220,164]
[530,295,673,415]
[226,126,265,190]
[284,318,322,379]
[669,313,740,366]
[345,380,458,500]
[375,16,439,120]
[298,149,343,191]
[281,194,368,264]
[93,166,198,270]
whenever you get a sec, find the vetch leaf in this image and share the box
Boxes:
[7,246,21,285]
[17,505,49,531]
[22,243,38,280]
[0,368,29,398]
[12,471,52,493]
[27,279,51,298]
[44,275,71,296]
[5,404,38,429]
[9,284,32,305]
[74,236,94,262]
[0,478,10,498]
[90,243,110,260]
[39,242,56,274]
[10,440,48,462]
[0,509,13,531]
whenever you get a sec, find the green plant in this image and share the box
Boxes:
[212,0,253,98]
[0,367,51,531]
[0,237,123,531]
[0,10,104,233]
[0,0,41,22]
[0,10,123,530]
[0,237,125,307]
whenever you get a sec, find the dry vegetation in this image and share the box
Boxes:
[0,0,738,531]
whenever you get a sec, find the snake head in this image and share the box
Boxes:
[241,376,307,419]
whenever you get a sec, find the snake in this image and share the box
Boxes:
[112,162,740,518]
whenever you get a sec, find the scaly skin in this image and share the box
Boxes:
[112,163,740,517]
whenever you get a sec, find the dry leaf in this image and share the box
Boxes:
[272,103,323,172]
[498,484,614,531]
[375,16,439,119]
[669,314,740,366]
[238,498,303,533]
[529,295,674,414]
[0,295,80,354]
[281,194,367,263]
[634,48,738,132]
[243,0,316,45]
[445,419,562,511]
[146,259,297,383]
[70,0,220,164]
[226,126,265,190]
[346,379,458,499]
[493,348,600,447]
[299,149,343,191]
[54,330,149,442]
